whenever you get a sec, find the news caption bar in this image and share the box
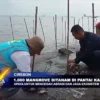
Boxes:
[2,72,100,88]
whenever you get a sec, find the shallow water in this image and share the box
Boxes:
[0,16,100,100]
[5,51,88,100]
[0,16,79,53]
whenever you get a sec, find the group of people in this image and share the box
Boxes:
[1,23,100,74]
[0,22,100,93]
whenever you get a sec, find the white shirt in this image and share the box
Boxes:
[11,51,31,72]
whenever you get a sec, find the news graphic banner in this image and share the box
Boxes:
[1,72,100,88]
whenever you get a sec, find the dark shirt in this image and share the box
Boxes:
[75,31,100,64]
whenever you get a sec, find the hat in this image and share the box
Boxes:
[26,36,44,52]
[96,22,100,29]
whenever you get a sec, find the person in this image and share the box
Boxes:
[0,36,44,72]
[0,36,44,98]
[68,24,100,72]
[96,22,100,36]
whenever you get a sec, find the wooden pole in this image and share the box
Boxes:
[78,18,80,25]
[53,16,55,45]
[24,18,30,38]
[9,16,14,40]
[53,16,55,28]
[72,17,75,45]
[92,3,95,33]
[34,7,38,35]
[53,15,57,49]
[66,0,70,74]
[62,16,63,42]
[74,17,75,25]
[39,17,45,42]
[82,17,83,27]
[33,20,34,36]
[88,17,90,31]
[65,21,66,47]
[31,7,38,72]
[55,15,57,50]
[53,16,55,22]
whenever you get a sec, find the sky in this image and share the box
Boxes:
[0,0,100,18]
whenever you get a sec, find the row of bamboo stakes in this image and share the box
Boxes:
[9,8,70,74]
[9,15,71,46]
[10,15,96,42]
[10,15,96,48]
[9,2,95,74]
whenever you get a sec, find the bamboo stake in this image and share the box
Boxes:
[53,16,55,29]
[31,7,38,72]
[53,16,55,22]
[65,21,66,47]
[66,0,70,74]
[73,17,75,44]
[34,7,38,35]
[24,18,30,38]
[82,17,83,27]
[78,18,80,25]
[55,15,57,50]
[39,17,45,42]
[92,3,95,33]
[53,16,55,45]
[53,16,58,49]
[74,17,75,25]
[33,20,34,36]
[88,17,90,31]
[62,16,64,42]
[9,16,14,40]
